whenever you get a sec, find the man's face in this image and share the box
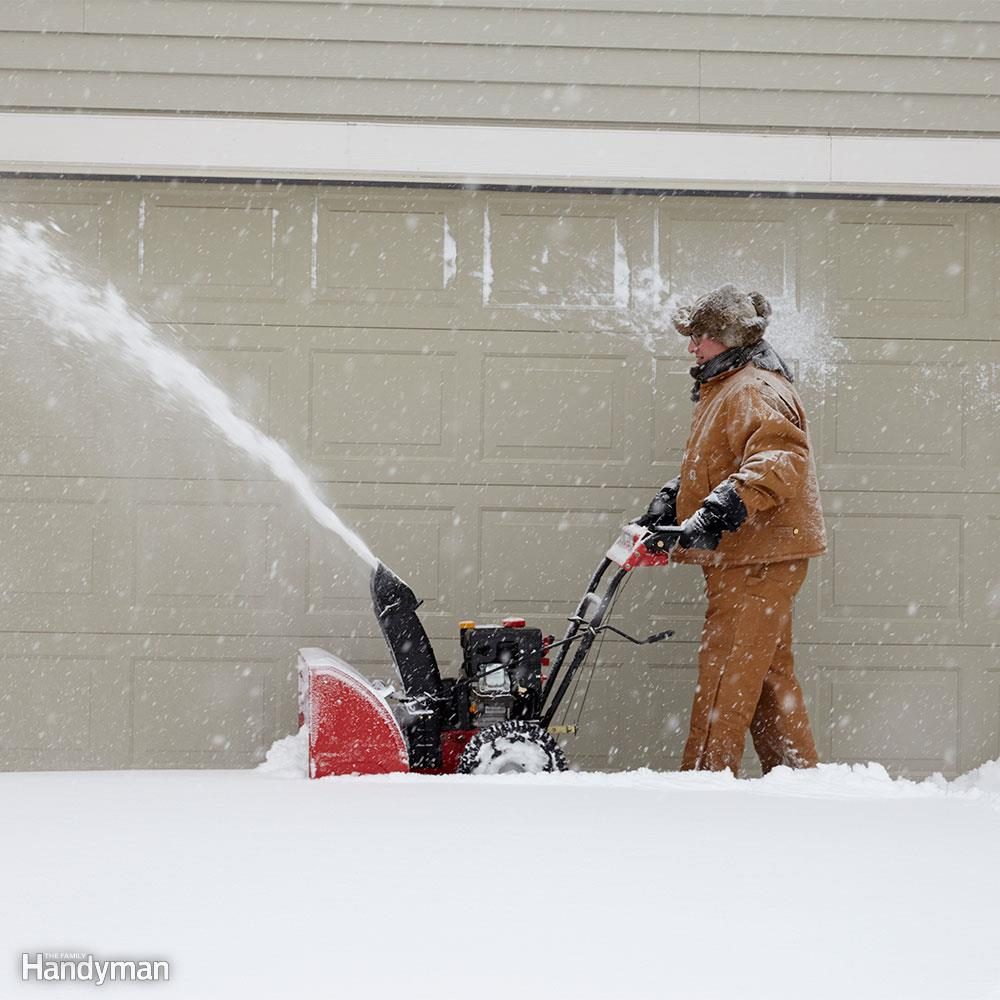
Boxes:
[687,332,728,365]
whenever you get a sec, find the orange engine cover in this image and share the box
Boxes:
[298,648,409,778]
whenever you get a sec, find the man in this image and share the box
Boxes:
[637,284,826,774]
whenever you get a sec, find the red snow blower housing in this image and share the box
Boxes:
[299,522,681,777]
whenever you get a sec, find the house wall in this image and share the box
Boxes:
[2,1,1000,133]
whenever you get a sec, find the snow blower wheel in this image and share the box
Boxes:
[457,720,568,775]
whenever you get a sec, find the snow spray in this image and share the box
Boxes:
[627,268,842,383]
[0,222,379,570]
[487,224,843,382]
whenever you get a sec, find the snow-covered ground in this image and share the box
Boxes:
[3,743,999,1000]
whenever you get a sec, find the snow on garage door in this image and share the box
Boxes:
[0,179,996,776]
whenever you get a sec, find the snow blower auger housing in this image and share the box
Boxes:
[298,522,681,777]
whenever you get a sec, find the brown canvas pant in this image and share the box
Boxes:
[681,559,818,774]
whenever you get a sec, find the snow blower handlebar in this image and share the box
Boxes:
[538,523,680,729]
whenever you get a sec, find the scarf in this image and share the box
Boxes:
[689,339,794,401]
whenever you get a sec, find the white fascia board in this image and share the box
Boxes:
[831,135,1000,191]
[1,112,999,197]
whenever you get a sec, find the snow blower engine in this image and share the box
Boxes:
[298,522,681,776]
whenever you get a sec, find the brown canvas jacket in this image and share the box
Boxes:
[671,363,827,567]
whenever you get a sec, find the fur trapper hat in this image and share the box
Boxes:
[672,283,772,349]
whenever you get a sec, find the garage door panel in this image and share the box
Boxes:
[313,192,475,308]
[798,643,991,776]
[988,213,1000,325]
[135,502,277,607]
[0,656,96,752]
[557,659,674,772]
[657,201,801,309]
[126,632,296,768]
[827,515,961,618]
[308,346,458,460]
[0,652,129,770]
[478,505,623,611]
[965,514,1000,630]
[836,220,964,311]
[298,329,656,489]
[481,353,627,463]
[834,363,962,461]
[0,182,117,318]
[139,189,290,296]
[131,655,276,767]
[811,491,998,646]
[286,326,471,484]
[815,339,999,493]
[128,186,310,324]
[122,479,298,635]
[828,205,973,337]
[488,211,620,308]
[557,645,708,772]
[0,477,122,633]
[482,196,646,325]
[470,332,653,486]
[621,663,698,770]
[0,320,118,476]
[817,667,959,778]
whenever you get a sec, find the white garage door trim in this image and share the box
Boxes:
[3,113,1000,198]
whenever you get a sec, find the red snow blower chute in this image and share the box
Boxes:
[298,522,681,777]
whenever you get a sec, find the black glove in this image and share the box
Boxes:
[634,477,680,528]
[677,480,748,550]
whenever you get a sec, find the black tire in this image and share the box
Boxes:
[457,720,568,775]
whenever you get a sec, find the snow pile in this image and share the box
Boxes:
[256,726,308,778]
[961,757,1000,795]
[934,756,1000,799]
[258,724,1000,809]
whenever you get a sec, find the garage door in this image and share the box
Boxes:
[0,179,996,776]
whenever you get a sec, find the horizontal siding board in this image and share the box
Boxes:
[6,69,999,134]
[256,0,1000,18]
[0,70,701,123]
[81,3,1000,60]
[701,88,1000,133]
[703,51,1000,99]
[0,1,83,32]
[0,33,700,88]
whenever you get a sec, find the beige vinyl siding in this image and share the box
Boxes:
[0,75,702,124]
[3,2,1000,134]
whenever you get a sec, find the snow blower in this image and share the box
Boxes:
[298,522,682,776]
